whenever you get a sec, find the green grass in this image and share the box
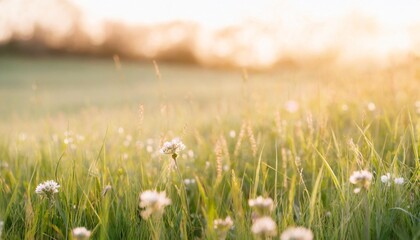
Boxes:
[0,55,419,239]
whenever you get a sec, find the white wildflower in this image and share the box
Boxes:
[381,173,392,186]
[249,196,274,217]
[64,137,73,145]
[76,135,85,142]
[394,177,404,185]
[349,170,373,194]
[223,164,229,172]
[183,178,196,186]
[139,190,171,220]
[160,138,186,156]
[280,227,313,240]
[72,227,91,240]
[214,216,234,240]
[117,127,124,134]
[146,145,153,153]
[251,216,277,238]
[229,130,236,138]
[35,180,60,200]
[285,100,299,113]
[341,104,349,112]
[367,102,376,111]
[381,173,405,186]
[187,150,194,158]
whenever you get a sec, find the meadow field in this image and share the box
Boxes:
[0,55,419,239]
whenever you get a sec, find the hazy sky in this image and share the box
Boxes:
[72,0,420,28]
[1,0,419,67]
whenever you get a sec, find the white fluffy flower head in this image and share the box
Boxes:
[251,216,277,237]
[381,173,405,186]
[139,190,171,219]
[381,173,391,186]
[349,170,372,193]
[160,138,186,156]
[249,196,274,217]
[394,177,404,185]
[214,216,234,240]
[72,227,91,240]
[35,180,60,200]
[280,227,313,240]
[285,100,299,113]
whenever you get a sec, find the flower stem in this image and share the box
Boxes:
[363,192,370,240]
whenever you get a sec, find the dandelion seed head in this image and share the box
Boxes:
[280,227,313,240]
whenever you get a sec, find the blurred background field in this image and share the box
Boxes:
[0,54,419,239]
